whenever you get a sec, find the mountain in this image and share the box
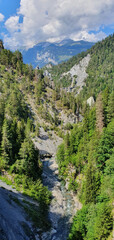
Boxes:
[47,34,114,96]
[0,34,113,240]
[22,39,94,68]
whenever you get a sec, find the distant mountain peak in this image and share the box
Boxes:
[22,40,94,68]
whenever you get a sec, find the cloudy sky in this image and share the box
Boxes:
[0,0,114,50]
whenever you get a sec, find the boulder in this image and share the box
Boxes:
[87,96,95,107]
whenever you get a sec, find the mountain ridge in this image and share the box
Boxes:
[22,39,94,68]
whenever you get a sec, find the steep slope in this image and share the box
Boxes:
[0,181,39,240]
[47,34,114,98]
[55,35,114,240]
[26,97,82,240]
[0,42,82,240]
[0,34,113,240]
[61,54,91,94]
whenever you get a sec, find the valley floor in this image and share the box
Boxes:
[0,124,81,240]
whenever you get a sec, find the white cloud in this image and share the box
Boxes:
[42,20,61,35]
[0,13,4,22]
[3,0,114,49]
[47,36,65,43]
[5,16,20,33]
[70,31,107,42]
[36,52,57,65]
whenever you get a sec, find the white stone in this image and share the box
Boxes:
[61,54,91,94]
[87,96,95,106]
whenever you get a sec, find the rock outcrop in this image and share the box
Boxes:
[87,96,95,107]
[62,54,91,94]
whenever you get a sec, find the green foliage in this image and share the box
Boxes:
[0,40,4,49]
[49,51,88,88]
[96,119,114,170]
[1,119,12,165]
[5,86,29,120]
[82,163,101,204]
[107,91,114,123]
[0,36,113,238]
[15,138,39,179]
[0,43,51,216]
[69,203,113,240]
[57,83,113,240]
[69,205,88,240]
[0,96,5,142]
[86,203,113,240]
[64,122,73,130]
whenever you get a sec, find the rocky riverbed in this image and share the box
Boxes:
[40,156,82,240]
[33,126,82,240]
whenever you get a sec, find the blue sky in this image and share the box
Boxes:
[0,0,114,50]
[0,0,20,37]
[0,0,20,18]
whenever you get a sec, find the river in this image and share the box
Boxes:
[39,156,81,240]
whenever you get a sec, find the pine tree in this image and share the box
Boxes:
[96,92,104,132]
[19,138,39,179]
[1,120,12,165]
[107,91,114,123]
[84,163,98,203]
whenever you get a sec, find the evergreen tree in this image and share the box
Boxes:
[107,91,114,123]
[84,163,99,204]
[1,120,12,165]
[96,93,104,132]
[19,138,39,179]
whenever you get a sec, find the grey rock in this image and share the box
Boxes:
[87,96,95,106]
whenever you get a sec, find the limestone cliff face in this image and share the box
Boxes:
[45,54,91,95]
[61,54,91,94]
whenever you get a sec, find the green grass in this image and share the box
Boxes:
[0,175,13,185]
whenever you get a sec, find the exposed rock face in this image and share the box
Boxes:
[0,181,39,240]
[33,127,62,157]
[43,70,52,80]
[61,54,91,94]
[87,96,95,107]
[59,110,77,125]
[45,63,52,69]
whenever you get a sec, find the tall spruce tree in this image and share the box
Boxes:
[1,120,12,165]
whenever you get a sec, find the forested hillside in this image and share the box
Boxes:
[0,34,113,239]
[0,43,52,232]
[48,34,114,95]
[56,34,114,240]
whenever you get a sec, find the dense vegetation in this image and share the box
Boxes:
[0,41,51,230]
[56,35,114,240]
[80,34,114,100]
[0,34,113,238]
[57,90,114,239]
[48,34,114,94]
